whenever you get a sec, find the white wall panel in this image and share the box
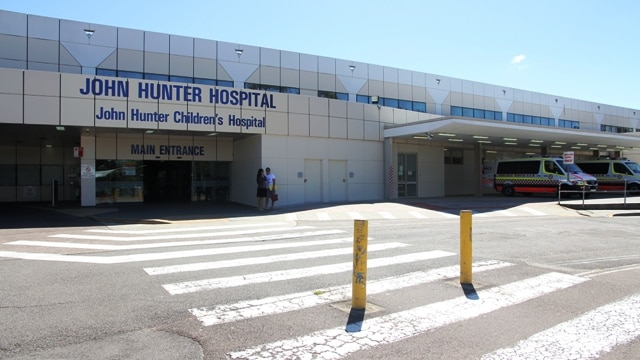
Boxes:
[347,119,364,140]
[329,117,347,139]
[266,111,287,135]
[61,98,94,126]
[24,96,58,125]
[29,15,59,40]
[288,113,309,136]
[118,28,144,50]
[310,114,328,138]
[0,94,22,124]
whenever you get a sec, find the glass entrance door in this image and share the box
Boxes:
[397,153,417,197]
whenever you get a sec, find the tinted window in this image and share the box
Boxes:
[577,162,609,174]
[496,160,539,174]
[356,95,370,104]
[412,102,426,112]
[613,162,632,175]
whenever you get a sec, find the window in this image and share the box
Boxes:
[444,149,464,164]
[318,91,348,100]
[170,75,193,84]
[144,73,168,81]
[117,70,143,79]
[559,119,580,129]
[451,106,463,116]
[0,165,16,186]
[383,98,399,108]
[96,68,116,77]
[194,78,217,86]
[462,107,473,117]
[412,102,426,112]
[356,95,370,104]
[398,99,412,110]
[216,80,234,87]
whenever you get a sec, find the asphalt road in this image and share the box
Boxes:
[1,199,639,359]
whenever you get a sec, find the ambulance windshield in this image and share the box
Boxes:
[624,161,640,174]
[557,160,584,174]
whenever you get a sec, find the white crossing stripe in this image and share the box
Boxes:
[190,260,513,326]
[317,212,331,220]
[0,237,352,264]
[8,229,345,251]
[284,213,297,221]
[49,225,316,242]
[348,211,364,219]
[227,272,588,359]
[481,293,640,359]
[145,242,407,275]
[85,222,287,234]
[162,250,455,295]
[494,210,516,217]
[441,212,458,218]
[378,211,395,219]
[519,207,547,216]
[408,211,428,219]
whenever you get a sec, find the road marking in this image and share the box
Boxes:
[284,213,297,221]
[163,250,456,295]
[145,242,408,275]
[227,272,588,359]
[519,207,547,216]
[495,210,516,217]
[190,260,513,326]
[408,211,428,219]
[7,229,345,251]
[480,293,640,359]
[0,237,352,264]
[317,212,331,221]
[440,212,458,219]
[577,263,640,278]
[50,226,315,242]
[378,211,395,219]
[348,211,364,219]
[85,222,288,234]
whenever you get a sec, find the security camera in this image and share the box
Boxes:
[425,132,434,140]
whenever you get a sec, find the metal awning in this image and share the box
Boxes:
[384,117,640,151]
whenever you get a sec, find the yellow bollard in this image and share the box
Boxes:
[460,210,472,284]
[352,220,368,309]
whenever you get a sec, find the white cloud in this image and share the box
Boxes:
[511,54,526,65]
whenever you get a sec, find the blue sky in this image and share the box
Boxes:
[2,0,638,110]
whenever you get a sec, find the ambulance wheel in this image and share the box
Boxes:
[502,186,515,197]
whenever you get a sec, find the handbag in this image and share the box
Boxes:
[271,193,278,202]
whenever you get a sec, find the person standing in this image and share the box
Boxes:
[265,167,277,209]
[256,168,267,211]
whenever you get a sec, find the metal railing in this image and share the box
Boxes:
[557,180,636,207]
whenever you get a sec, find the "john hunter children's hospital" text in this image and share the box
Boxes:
[80,77,274,129]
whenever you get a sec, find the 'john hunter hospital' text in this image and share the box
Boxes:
[79,78,277,108]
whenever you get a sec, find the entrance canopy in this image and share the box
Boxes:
[384,117,640,153]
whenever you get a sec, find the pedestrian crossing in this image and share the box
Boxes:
[1,221,639,358]
[279,204,560,221]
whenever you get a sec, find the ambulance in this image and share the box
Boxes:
[491,157,598,197]
[575,159,640,193]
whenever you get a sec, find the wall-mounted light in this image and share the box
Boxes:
[502,89,506,95]
[349,64,355,72]
[436,79,441,85]
[235,48,243,61]
[84,29,95,39]
[597,105,600,110]
[555,98,558,103]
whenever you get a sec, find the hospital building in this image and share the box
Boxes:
[0,9,638,207]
